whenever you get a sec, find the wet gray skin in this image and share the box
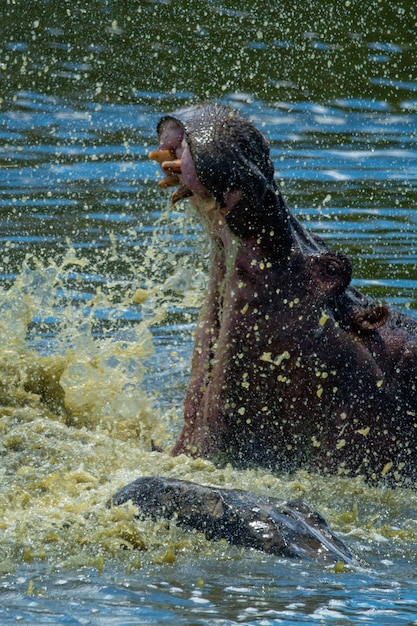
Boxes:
[111,476,355,565]
[152,103,417,484]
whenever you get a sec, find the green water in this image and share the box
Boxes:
[3,0,416,105]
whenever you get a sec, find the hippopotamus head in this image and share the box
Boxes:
[150,104,417,483]
[153,103,323,262]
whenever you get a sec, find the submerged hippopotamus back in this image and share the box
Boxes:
[150,104,417,484]
[111,476,355,565]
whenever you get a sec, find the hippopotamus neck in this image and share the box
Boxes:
[194,192,327,272]
[228,192,329,266]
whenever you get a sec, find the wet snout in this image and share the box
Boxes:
[150,116,212,205]
[149,118,183,193]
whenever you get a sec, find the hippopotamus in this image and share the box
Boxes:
[149,103,417,484]
[111,476,354,564]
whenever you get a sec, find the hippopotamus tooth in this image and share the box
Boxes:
[150,103,417,484]
[110,476,355,565]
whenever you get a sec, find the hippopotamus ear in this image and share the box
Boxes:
[350,304,390,331]
[336,295,390,333]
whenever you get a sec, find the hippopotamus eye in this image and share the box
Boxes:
[324,261,338,276]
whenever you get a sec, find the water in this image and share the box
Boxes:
[1,0,417,623]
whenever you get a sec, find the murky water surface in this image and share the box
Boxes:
[1,1,417,624]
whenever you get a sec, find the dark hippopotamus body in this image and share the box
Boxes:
[150,103,417,484]
[111,476,354,565]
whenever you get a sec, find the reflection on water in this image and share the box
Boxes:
[1,0,417,624]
